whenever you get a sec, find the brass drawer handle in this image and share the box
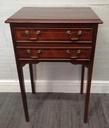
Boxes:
[26,49,42,59]
[70,56,78,59]
[66,30,82,41]
[31,56,39,59]
[29,37,38,41]
[25,30,41,41]
[71,37,79,41]
[66,50,81,59]
[32,50,42,59]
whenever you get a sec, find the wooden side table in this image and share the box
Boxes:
[5,7,103,123]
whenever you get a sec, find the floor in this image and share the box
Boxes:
[0,93,109,128]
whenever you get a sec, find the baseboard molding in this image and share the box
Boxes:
[0,80,109,93]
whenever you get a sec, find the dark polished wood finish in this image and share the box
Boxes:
[80,65,85,94]
[29,64,36,94]
[5,7,103,123]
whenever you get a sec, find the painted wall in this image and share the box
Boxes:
[0,0,109,92]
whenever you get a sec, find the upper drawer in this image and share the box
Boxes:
[14,28,93,43]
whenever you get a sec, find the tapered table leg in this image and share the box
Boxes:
[29,64,36,94]
[80,65,85,94]
[17,64,29,122]
[84,65,93,123]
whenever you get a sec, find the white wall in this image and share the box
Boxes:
[0,0,109,92]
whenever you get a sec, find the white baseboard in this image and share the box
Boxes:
[0,80,109,93]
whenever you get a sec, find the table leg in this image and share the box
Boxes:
[17,64,29,122]
[84,65,93,123]
[80,65,85,94]
[29,64,36,94]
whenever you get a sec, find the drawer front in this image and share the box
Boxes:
[15,28,93,43]
[17,48,92,61]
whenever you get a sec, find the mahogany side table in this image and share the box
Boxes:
[5,7,103,123]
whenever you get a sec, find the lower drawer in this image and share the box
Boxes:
[17,48,92,61]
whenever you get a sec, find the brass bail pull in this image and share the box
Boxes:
[66,49,81,59]
[31,50,42,59]
[66,30,82,41]
[25,30,41,41]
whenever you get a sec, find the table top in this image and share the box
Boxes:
[5,7,103,24]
